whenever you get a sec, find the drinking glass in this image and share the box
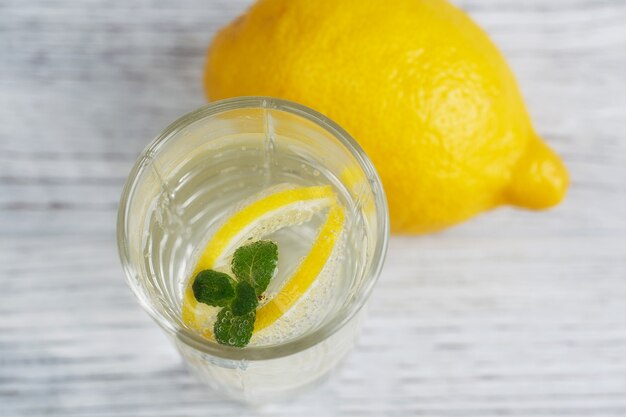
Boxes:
[117,97,388,403]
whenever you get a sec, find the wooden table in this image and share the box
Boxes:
[2,0,625,415]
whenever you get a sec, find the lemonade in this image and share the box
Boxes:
[180,184,347,347]
[118,98,388,402]
[144,133,368,347]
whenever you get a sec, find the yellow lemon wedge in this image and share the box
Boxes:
[254,204,344,332]
[182,184,345,340]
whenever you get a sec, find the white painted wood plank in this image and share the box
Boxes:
[2,235,626,416]
[1,0,626,416]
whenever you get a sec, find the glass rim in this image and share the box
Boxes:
[117,96,389,361]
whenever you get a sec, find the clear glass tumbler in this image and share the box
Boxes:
[117,97,388,403]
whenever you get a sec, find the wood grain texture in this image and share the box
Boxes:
[1,0,626,416]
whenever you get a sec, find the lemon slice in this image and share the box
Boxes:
[182,184,344,340]
[254,203,344,332]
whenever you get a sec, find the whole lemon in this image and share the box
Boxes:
[204,0,569,233]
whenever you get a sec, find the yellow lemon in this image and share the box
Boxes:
[203,0,569,233]
[182,185,344,338]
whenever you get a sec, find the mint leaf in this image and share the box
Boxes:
[192,270,236,307]
[232,240,278,295]
[214,308,255,347]
[230,281,259,316]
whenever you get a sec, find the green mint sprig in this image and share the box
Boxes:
[232,240,278,295]
[191,240,278,348]
[192,270,236,307]
[214,308,255,348]
[231,281,258,316]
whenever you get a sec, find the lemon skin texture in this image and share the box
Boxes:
[204,0,569,233]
